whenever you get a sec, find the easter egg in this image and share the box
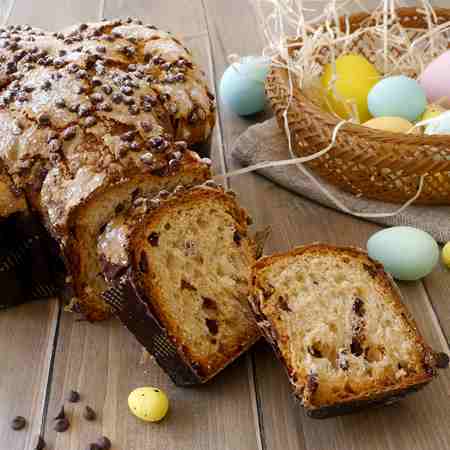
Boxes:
[368,75,426,122]
[128,387,169,422]
[219,56,270,116]
[442,242,450,268]
[419,50,450,104]
[363,116,414,133]
[421,104,445,121]
[321,54,380,122]
[424,110,450,135]
[367,226,439,281]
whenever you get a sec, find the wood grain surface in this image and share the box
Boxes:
[0,1,449,450]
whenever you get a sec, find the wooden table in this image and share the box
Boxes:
[1,0,449,449]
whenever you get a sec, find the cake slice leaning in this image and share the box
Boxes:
[250,244,448,418]
[98,183,260,385]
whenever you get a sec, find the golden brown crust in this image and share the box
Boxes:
[251,243,440,418]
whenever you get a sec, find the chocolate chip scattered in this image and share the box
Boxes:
[90,92,103,103]
[38,113,50,127]
[120,130,136,142]
[86,444,101,450]
[205,318,219,335]
[84,116,97,128]
[78,104,91,117]
[111,92,123,104]
[434,352,449,369]
[54,405,65,420]
[79,23,88,31]
[54,417,70,432]
[128,105,139,115]
[83,405,97,421]
[120,85,133,96]
[97,102,112,112]
[148,232,159,247]
[34,435,46,450]
[11,416,26,430]
[97,436,111,450]
[41,80,51,91]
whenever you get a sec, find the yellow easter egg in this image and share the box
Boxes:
[321,54,380,123]
[128,387,169,422]
[363,116,415,133]
[421,104,446,121]
[442,242,450,268]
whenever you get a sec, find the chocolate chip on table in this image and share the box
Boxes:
[83,405,97,421]
[97,436,112,450]
[86,444,101,450]
[34,435,46,450]
[11,415,26,430]
[68,389,80,403]
[54,405,65,420]
[54,416,70,432]
[434,351,449,369]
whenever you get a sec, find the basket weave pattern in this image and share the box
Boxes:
[266,7,450,205]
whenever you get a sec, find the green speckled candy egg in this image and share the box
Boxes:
[128,387,169,422]
[367,226,439,281]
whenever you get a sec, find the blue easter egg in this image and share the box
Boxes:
[219,56,270,116]
[368,75,427,122]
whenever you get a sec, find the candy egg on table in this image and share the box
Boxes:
[424,110,450,135]
[219,55,270,116]
[367,226,439,281]
[363,116,414,133]
[421,103,445,121]
[419,50,450,104]
[128,387,169,422]
[442,242,450,268]
[368,75,427,122]
[321,54,380,122]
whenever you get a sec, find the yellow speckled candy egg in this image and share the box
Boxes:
[321,54,380,123]
[442,243,450,268]
[421,104,446,121]
[128,387,169,422]
[363,116,415,133]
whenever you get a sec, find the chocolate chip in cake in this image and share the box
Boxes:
[352,298,365,317]
[350,338,363,357]
[54,417,70,432]
[278,296,292,312]
[11,416,26,430]
[202,297,217,311]
[53,405,66,420]
[147,232,159,247]
[233,230,242,245]
[83,405,97,421]
[97,436,111,450]
[34,435,46,450]
[68,389,80,403]
[181,279,197,291]
[205,318,219,335]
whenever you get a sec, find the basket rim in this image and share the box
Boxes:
[269,6,450,146]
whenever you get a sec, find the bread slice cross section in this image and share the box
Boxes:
[250,244,446,418]
[99,183,260,384]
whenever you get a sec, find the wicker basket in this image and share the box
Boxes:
[266,7,450,205]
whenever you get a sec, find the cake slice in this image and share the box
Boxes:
[250,244,448,418]
[98,183,260,385]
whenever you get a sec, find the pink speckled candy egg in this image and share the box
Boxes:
[419,50,450,104]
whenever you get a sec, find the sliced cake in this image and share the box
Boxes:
[98,183,260,385]
[250,244,448,418]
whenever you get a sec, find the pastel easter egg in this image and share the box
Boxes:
[219,56,270,116]
[363,116,414,133]
[421,103,445,121]
[321,54,380,122]
[368,75,426,122]
[425,110,450,135]
[367,226,439,281]
[128,387,169,422]
[419,50,450,104]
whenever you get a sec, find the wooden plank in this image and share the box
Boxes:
[0,299,59,450]
[44,2,260,450]
[203,1,450,450]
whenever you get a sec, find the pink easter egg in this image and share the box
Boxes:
[419,50,450,105]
